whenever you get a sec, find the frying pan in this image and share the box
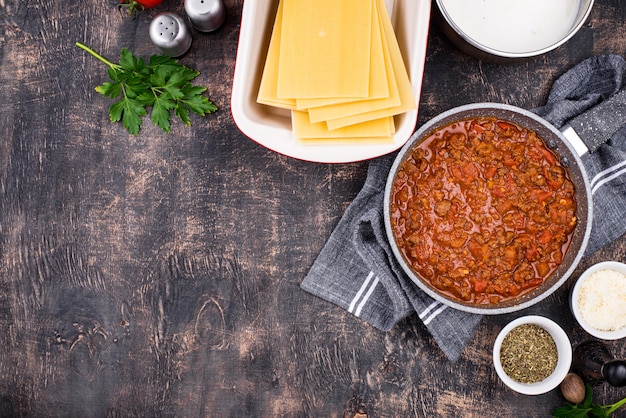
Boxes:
[383,103,593,314]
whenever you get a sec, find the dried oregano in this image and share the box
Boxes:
[500,323,558,383]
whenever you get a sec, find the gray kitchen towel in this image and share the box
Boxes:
[533,54,626,255]
[301,54,626,362]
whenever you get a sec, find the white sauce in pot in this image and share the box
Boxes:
[440,0,581,53]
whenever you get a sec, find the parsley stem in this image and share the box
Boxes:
[75,42,121,70]
[606,396,626,415]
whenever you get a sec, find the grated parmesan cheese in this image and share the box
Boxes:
[577,269,626,332]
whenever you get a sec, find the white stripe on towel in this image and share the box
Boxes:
[422,304,449,325]
[591,162,626,195]
[590,159,626,188]
[355,276,380,317]
[348,271,375,314]
[419,301,441,320]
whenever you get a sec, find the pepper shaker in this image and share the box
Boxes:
[184,0,226,33]
[572,340,626,387]
[149,13,192,57]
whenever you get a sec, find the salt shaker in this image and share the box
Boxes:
[572,340,626,387]
[184,0,226,33]
[149,13,192,57]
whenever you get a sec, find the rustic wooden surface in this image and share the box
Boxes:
[1,0,626,416]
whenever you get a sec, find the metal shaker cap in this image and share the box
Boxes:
[184,0,226,33]
[149,13,192,57]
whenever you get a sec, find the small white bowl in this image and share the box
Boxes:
[570,261,626,340]
[493,316,572,395]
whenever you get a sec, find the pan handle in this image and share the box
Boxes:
[560,88,626,157]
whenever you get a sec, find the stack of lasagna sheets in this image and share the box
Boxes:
[257,0,416,143]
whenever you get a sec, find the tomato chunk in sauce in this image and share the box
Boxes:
[390,117,577,305]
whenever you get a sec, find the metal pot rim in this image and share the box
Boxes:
[434,0,595,60]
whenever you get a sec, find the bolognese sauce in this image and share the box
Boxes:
[390,117,577,305]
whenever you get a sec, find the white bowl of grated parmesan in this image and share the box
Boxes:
[570,261,626,340]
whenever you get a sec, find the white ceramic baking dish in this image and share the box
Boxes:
[231,0,432,163]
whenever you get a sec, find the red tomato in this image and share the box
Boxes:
[135,0,163,8]
[118,0,163,18]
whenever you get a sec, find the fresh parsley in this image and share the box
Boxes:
[76,42,217,135]
[552,383,626,418]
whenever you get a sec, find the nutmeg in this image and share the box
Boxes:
[560,372,586,404]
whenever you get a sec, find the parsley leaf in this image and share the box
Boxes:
[552,383,626,418]
[76,42,217,135]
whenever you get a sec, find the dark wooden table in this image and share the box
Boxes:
[2,0,626,416]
